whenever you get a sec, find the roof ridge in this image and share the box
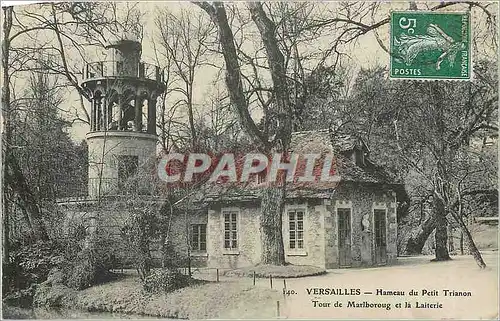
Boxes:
[291,128,330,135]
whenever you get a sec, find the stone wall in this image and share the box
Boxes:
[86,131,156,198]
[205,183,398,270]
[58,198,210,268]
[166,209,208,267]
[326,182,398,268]
[206,199,328,269]
[207,202,262,269]
[283,200,326,268]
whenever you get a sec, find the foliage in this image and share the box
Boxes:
[4,69,88,252]
[32,282,76,308]
[346,62,496,263]
[2,240,64,307]
[64,234,117,290]
[142,268,193,293]
[7,241,64,289]
[64,251,114,290]
[119,201,162,280]
[2,285,37,308]
[11,72,88,201]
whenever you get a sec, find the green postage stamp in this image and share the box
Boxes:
[390,11,471,80]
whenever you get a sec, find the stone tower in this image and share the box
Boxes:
[81,38,165,198]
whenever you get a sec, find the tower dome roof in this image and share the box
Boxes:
[105,33,142,51]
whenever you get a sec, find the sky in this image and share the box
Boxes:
[67,2,388,142]
[4,1,497,142]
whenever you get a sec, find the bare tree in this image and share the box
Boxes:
[2,2,145,259]
[194,2,292,264]
[312,1,497,268]
[155,7,216,150]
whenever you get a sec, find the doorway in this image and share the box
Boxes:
[374,209,387,265]
[337,208,352,267]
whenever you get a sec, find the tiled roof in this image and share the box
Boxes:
[289,129,358,154]
[200,129,400,202]
[204,182,335,202]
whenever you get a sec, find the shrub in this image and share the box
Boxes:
[61,226,120,290]
[65,247,115,290]
[142,269,192,293]
[32,282,76,307]
[3,241,63,293]
[12,240,64,286]
[2,284,36,307]
[3,240,64,307]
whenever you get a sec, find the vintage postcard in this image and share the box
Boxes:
[1,1,498,320]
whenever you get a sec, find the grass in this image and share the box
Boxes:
[34,273,281,319]
[144,282,280,319]
[225,264,326,278]
[471,223,498,250]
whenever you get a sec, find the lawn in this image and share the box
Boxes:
[33,272,281,319]
[471,223,498,250]
[225,264,326,278]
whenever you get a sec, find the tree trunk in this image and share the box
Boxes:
[248,3,291,266]
[197,2,289,266]
[447,224,454,253]
[433,198,451,261]
[460,231,464,255]
[2,6,13,262]
[5,142,49,242]
[405,215,436,255]
[196,2,270,148]
[451,212,486,268]
[260,186,286,265]
[187,86,197,149]
[137,228,152,280]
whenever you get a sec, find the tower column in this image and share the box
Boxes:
[96,96,102,131]
[147,96,157,134]
[134,97,143,132]
[101,94,108,130]
[117,95,122,130]
[106,98,113,130]
[90,96,96,131]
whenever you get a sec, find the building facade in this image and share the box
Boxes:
[168,130,407,270]
[61,40,406,270]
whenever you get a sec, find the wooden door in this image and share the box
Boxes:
[374,209,387,265]
[337,208,352,267]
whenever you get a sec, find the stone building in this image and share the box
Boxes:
[57,37,166,260]
[58,38,407,271]
[169,130,408,270]
[83,38,164,197]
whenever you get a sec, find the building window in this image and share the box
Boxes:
[257,170,267,184]
[116,61,123,74]
[139,62,145,78]
[289,210,304,249]
[117,155,138,189]
[223,211,238,249]
[191,224,207,251]
[355,149,366,167]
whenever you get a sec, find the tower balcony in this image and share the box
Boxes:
[83,60,164,84]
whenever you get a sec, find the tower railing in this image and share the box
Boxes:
[83,60,164,83]
[88,177,158,197]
